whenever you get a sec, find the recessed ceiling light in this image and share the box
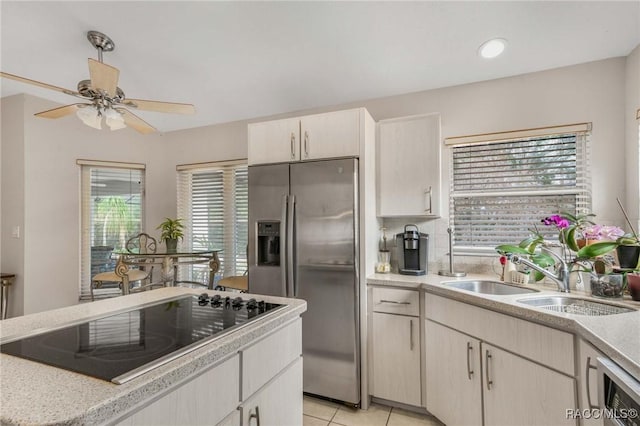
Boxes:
[479,38,507,59]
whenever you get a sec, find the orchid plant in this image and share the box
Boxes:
[495,212,620,282]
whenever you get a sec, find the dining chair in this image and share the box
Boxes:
[216,272,248,292]
[90,233,158,300]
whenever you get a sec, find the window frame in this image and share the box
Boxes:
[78,160,146,300]
[176,159,248,284]
[446,124,592,255]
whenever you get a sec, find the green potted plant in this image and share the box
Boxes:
[157,218,184,253]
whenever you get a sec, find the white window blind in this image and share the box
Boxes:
[449,131,591,254]
[79,164,145,299]
[177,162,248,284]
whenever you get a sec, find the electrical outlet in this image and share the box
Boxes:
[12,226,20,239]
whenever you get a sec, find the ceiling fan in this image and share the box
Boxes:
[0,30,195,134]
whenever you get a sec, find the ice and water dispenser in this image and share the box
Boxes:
[256,221,280,266]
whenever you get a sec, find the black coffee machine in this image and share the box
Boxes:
[396,224,429,275]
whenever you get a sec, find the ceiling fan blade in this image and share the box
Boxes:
[88,58,119,96]
[117,108,157,134]
[0,71,79,96]
[35,103,87,119]
[122,98,195,115]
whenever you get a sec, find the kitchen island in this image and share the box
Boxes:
[0,287,306,426]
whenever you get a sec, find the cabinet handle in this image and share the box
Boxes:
[424,186,433,214]
[585,356,599,409]
[466,342,474,380]
[290,132,296,159]
[304,130,309,158]
[409,319,414,351]
[249,406,261,426]
[379,299,410,305]
[485,349,493,391]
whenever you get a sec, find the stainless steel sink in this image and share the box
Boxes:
[517,296,636,316]
[444,280,540,295]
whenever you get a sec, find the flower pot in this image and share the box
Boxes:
[627,274,640,301]
[165,238,178,253]
[590,274,624,298]
[616,245,640,269]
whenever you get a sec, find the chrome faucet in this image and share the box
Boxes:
[508,246,571,293]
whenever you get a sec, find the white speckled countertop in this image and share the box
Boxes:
[0,287,306,426]
[368,272,640,380]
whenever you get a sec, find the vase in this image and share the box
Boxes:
[590,273,624,298]
[627,274,640,301]
[165,238,178,253]
[616,245,640,269]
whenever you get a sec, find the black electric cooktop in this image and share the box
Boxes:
[0,294,284,384]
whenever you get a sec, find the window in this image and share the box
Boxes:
[446,124,591,254]
[177,161,248,284]
[79,160,145,299]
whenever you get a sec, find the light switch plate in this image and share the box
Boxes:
[12,225,20,239]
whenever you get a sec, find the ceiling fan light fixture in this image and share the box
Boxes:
[479,38,507,59]
[105,108,126,131]
[76,105,102,130]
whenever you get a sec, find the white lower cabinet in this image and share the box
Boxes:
[425,320,482,425]
[116,354,240,426]
[578,339,605,426]
[424,293,579,426]
[371,312,421,406]
[117,318,302,426]
[482,342,576,426]
[240,357,303,426]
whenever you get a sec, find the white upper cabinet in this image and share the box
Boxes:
[300,109,360,160]
[377,113,441,217]
[248,108,366,165]
[248,118,301,165]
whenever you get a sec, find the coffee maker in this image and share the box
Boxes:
[396,224,429,275]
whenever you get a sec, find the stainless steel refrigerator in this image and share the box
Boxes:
[248,158,360,405]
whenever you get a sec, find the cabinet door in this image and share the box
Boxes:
[377,113,441,217]
[371,312,421,406]
[425,320,482,426]
[248,118,300,165]
[116,355,239,426]
[300,109,360,160]
[578,339,604,426]
[241,357,303,426]
[482,343,576,426]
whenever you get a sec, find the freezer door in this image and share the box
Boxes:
[290,158,360,404]
[248,164,290,297]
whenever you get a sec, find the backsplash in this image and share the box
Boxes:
[380,217,500,277]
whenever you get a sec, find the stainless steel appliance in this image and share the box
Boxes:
[0,295,284,384]
[598,357,640,426]
[248,158,360,405]
[396,224,428,275]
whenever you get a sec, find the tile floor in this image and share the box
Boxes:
[303,396,443,426]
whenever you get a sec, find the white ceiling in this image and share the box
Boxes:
[1,1,639,133]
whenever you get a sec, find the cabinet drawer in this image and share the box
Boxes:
[241,318,302,399]
[372,287,419,316]
[426,293,574,375]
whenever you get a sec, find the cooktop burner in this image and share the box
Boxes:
[0,294,284,384]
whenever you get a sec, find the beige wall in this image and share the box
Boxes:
[2,94,172,315]
[1,54,635,315]
[1,95,26,317]
[165,57,629,271]
[625,44,640,233]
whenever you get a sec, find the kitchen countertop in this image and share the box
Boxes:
[368,272,640,380]
[0,287,306,426]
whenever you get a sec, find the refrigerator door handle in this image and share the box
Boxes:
[287,194,296,297]
[280,194,288,297]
